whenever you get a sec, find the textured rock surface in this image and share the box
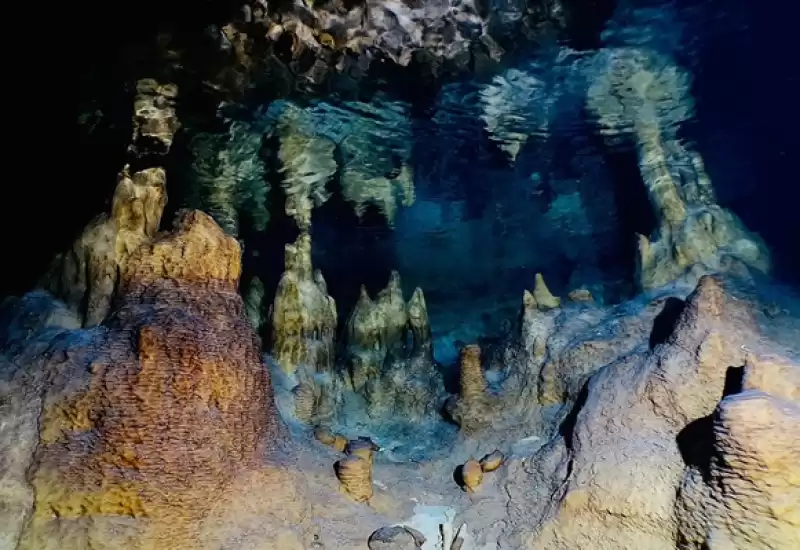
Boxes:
[0,211,297,549]
[496,276,800,549]
[342,273,443,422]
[270,232,337,376]
[676,355,800,549]
[215,0,568,95]
[39,166,167,326]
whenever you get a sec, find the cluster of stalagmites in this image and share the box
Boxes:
[268,230,444,426]
[343,272,442,421]
[269,263,605,438]
[441,272,601,432]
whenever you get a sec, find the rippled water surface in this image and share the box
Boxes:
[183,0,798,361]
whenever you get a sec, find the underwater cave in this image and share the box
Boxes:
[1,0,799,548]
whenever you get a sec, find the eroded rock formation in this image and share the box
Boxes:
[214,0,568,95]
[39,166,167,326]
[40,76,180,327]
[676,353,800,549]
[499,276,800,549]
[342,272,443,421]
[0,211,297,549]
[270,232,337,375]
[586,48,770,289]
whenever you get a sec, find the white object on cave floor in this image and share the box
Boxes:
[510,435,542,457]
[373,479,388,490]
[399,505,474,550]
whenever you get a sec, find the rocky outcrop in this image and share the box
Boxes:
[676,353,800,549]
[498,276,800,549]
[0,210,301,549]
[214,0,568,96]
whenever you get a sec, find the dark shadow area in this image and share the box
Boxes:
[452,463,466,490]
[558,380,591,449]
[676,414,715,483]
[722,365,744,397]
[599,142,659,288]
[649,297,687,349]
[561,0,619,50]
[676,364,744,482]
[244,150,303,347]
[682,0,800,286]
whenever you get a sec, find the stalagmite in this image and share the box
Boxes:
[270,232,337,375]
[587,47,770,288]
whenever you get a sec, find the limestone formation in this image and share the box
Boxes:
[130,78,180,156]
[346,438,379,464]
[341,163,416,226]
[498,276,799,550]
[1,211,295,550]
[263,98,416,225]
[342,272,443,421]
[587,47,770,288]
[461,460,483,493]
[335,455,373,503]
[480,68,541,160]
[270,232,337,375]
[479,450,504,472]
[445,345,491,433]
[272,103,337,231]
[533,272,561,310]
[676,353,800,549]
[368,525,425,549]
[40,165,167,326]
[293,379,317,424]
[567,288,593,302]
[314,426,338,446]
[40,73,180,328]
[314,426,348,452]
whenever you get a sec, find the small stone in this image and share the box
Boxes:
[568,289,593,302]
[368,526,422,549]
[479,450,504,472]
